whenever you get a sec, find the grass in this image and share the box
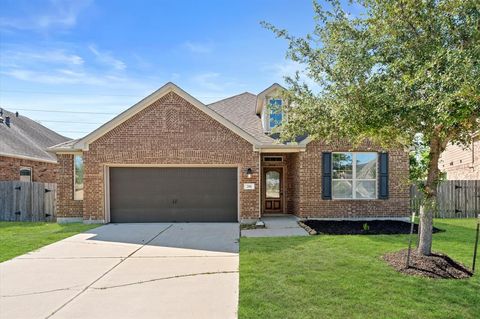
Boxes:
[0,222,98,262]
[239,219,480,319]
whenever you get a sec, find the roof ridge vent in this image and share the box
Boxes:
[5,116,11,127]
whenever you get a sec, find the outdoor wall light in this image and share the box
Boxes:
[246,168,253,178]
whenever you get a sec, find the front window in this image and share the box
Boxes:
[74,155,84,200]
[268,98,283,130]
[332,152,377,199]
[19,167,32,182]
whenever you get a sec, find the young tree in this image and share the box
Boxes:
[264,0,479,255]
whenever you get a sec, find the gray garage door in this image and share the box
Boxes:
[109,167,238,223]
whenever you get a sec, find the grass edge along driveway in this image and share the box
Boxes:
[0,222,98,262]
[239,219,480,319]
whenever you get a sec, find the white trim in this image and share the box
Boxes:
[104,164,242,223]
[255,146,306,153]
[73,82,259,151]
[0,152,58,164]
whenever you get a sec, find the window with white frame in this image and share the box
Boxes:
[19,167,32,182]
[332,152,377,199]
[74,155,84,200]
[263,98,283,131]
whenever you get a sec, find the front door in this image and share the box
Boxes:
[263,167,283,213]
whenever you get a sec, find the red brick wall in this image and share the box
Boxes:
[75,91,260,222]
[295,140,410,218]
[56,154,83,218]
[286,152,301,214]
[0,155,58,183]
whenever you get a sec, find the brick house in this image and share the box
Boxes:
[0,109,68,183]
[49,83,410,223]
[439,135,479,180]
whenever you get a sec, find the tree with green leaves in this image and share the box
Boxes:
[263,0,479,256]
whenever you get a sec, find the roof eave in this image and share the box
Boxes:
[0,152,58,164]
[254,144,307,153]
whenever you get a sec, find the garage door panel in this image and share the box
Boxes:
[109,167,238,222]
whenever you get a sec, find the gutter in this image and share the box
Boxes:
[0,152,59,164]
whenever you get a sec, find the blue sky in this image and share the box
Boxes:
[0,0,331,138]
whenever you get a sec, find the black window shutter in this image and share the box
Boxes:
[378,152,389,199]
[322,152,332,200]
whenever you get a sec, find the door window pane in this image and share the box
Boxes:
[266,171,280,198]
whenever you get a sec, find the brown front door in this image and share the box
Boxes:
[263,167,283,213]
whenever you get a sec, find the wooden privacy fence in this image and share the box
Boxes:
[0,181,56,222]
[411,180,480,218]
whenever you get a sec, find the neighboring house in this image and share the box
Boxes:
[49,82,410,224]
[440,135,480,180]
[0,109,69,183]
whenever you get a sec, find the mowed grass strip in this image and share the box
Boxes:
[0,222,98,262]
[239,219,480,319]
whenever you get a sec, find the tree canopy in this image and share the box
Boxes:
[264,0,480,255]
[264,0,479,153]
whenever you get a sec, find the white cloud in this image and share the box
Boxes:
[191,72,223,91]
[0,0,92,32]
[264,60,321,91]
[183,41,214,54]
[1,48,84,67]
[88,44,126,71]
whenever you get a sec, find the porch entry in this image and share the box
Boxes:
[263,167,284,213]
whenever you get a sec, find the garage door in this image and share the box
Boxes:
[109,167,238,223]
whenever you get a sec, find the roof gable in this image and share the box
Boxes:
[255,83,286,115]
[71,82,260,151]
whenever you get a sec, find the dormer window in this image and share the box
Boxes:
[268,98,283,130]
[256,83,287,133]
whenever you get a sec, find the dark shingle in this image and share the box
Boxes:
[0,109,69,162]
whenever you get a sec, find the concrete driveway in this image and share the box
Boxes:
[0,223,239,319]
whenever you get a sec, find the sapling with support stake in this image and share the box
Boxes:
[473,214,480,273]
[406,211,416,268]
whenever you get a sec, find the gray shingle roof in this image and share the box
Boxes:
[208,92,277,144]
[0,109,69,162]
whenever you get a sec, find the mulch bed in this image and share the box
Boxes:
[301,219,443,235]
[383,249,473,279]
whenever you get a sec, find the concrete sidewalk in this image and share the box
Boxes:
[241,215,309,238]
[0,223,239,319]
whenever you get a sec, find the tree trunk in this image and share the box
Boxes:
[417,136,444,256]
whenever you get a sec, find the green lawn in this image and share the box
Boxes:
[239,219,480,319]
[0,222,98,262]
